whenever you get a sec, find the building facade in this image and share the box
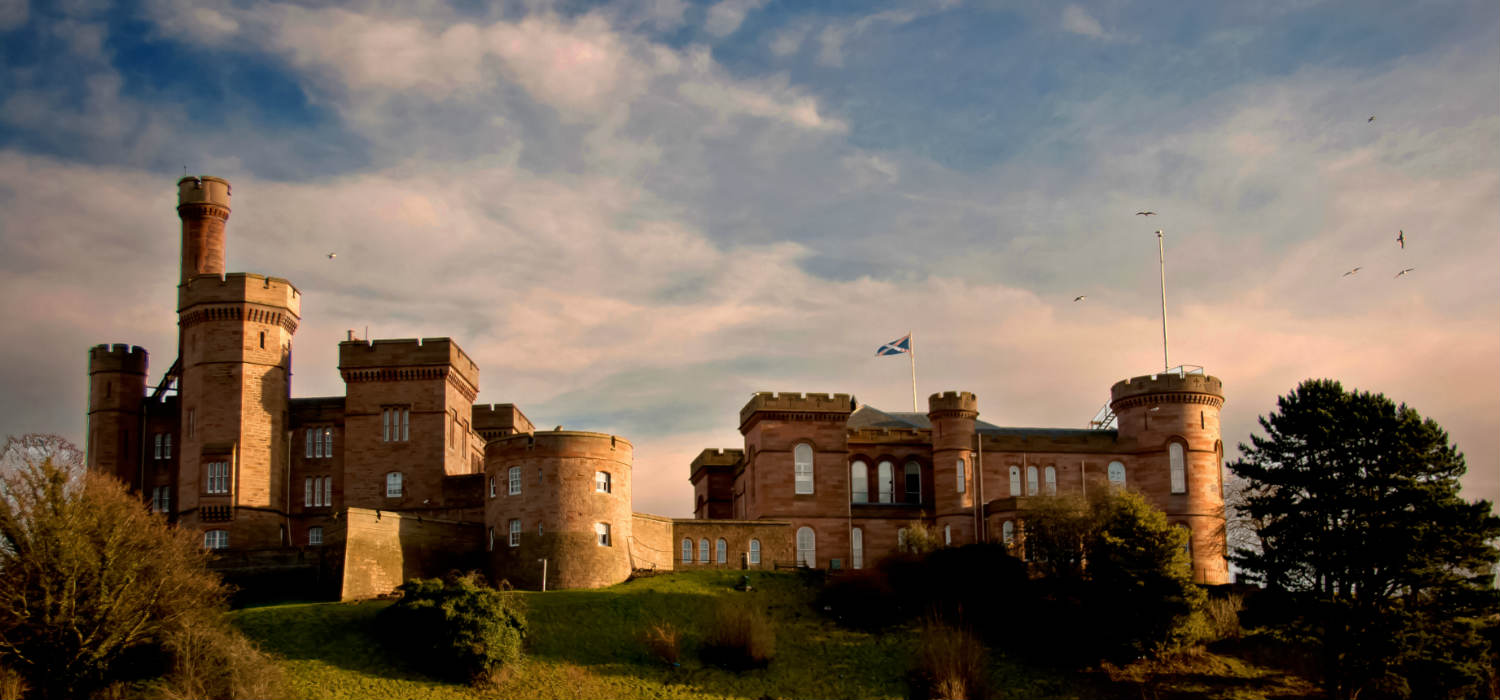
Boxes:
[84,176,1229,598]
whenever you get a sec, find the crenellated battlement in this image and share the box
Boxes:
[928,390,978,416]
[178,272,302,317]
[88,344,148,374]
[473,403,534,439]
[488,430,633,457]
[689,448,744,479]
[1110,372,1223,408]
[738,392,853,428]
[338,337,479,392]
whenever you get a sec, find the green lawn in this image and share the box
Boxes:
[230,570,1313,700]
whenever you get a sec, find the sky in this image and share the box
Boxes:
[0,0,1496,518]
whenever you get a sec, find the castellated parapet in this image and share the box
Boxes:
[473,404,535,439]
[927,390,979,417]
[485,431,634,590]
[689,448,744,478]
[1110,373,1224,410]
[338,338,479,399]
[88,343,149,375]
[86,344,149,485]
[739,392,854,430]
[178,273,303,332]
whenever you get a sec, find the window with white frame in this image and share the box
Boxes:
[509,519,521,547]
[904,461,921,503]
[716,538,727,564]
[796,527,816,567]
[877,461,894,503]
[956,458,966,493]
[488,527,495,551]
[794,444,814,494]
[1026,466,1039,496]
[1002,520,1014,544]
[1009,466,1021,496]
[1044,466,1057,495]
[595,522,611,547]
[151,486,170,513]
[682,538,692,563]
[163,433,171,459]
[698,538,710,563]
[205,461,230,494]
[153,433,164,460]
[851,527,863,569]
[382,406,410,442]
[749,538,761,565]
[308,526,323,546]
[595,471,611,493]
[1169,442,1186,493]
[944,525,952,546]
[508,466,521,495]
[204,529,228,550]
[1107,461,1126,486]
[304,476,332,507]
[323,476,331,506]
[851,461,868,503]
[489,476,496,498]
[386,472,403,498]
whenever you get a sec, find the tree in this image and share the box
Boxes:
[0,435,230,699]
[1230,380,1500,699]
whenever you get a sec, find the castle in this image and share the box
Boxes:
[84,176,1229,598]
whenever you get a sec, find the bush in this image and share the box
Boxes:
[640,620,681,666]
[699,601,775,671]
[909,619,989,700]
[816,570,898,630]
[0,435,235,699]
[0,666,24,700]
[380,573,527,683]
[151,619,286,700]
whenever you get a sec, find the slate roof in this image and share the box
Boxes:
[849,403,1115,440]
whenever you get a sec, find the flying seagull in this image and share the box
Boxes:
[1136,211,1156,216]
[1342,267,1361,277]
[1395,267,1415,278]
[1073,295,1087,302]
[1368,115,1376,123]
[1396,230,1404,249]
[327,252,337,259]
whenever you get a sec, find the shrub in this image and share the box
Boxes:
[151,618,285,700]
[816,569,898,630]
[909,619,989,700]
[700,601,775,671]
[0,435,232,699]
[1202,593,1244,642]
[380,573,527,683]
[0,666,24,700]
[640,620,681,666]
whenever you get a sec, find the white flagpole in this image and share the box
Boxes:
[908,331,918,412]
[1157,230,1169,373]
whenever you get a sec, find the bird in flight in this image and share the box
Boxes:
[1395,268,1415,278]
[1073,295,1087,302]
[1136,211,1156,216]
[1343,267,1361,277]
[1368,115,1376,123]
[327,253,337,260]
[1396,230,1404,249]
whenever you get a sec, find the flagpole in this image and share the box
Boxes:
[1157,230,1169,373]
[909,331,918,412]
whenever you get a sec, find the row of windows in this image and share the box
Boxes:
[487,521,609,550]
[205,461,230,494]
[203,527,324,549]
[382,407,410,442]
[305,476,332,507]
[153,433,172,460]
[849,460,924,504]
[488,468,613,497]
[1004,461,1131,497]
[306,427,333,458]
[151,485,170,513]
[680,538,762,565]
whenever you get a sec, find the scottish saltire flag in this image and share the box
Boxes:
[875,334,911,356]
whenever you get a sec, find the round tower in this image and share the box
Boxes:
[927,391,978,545]
[177,175,230,285]
[86,344,148,487]
[485,431,633,590]
[1110,372,1228,584]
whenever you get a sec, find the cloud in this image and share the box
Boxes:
[1060,5,1106,39]
[0,0,26,31]
[703,0,766,38]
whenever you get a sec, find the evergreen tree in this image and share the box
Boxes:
[1231,379,1500,699]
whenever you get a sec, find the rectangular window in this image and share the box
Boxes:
[508,466,521,495]
[304,477,313,507]
[489,476,496,498]
[151,486,170,513]
[308,526,323,546]
[596,522,611,547]
[323,476,332,507]
[322,428,332,457]
[205,461,230,494]
[956,459,966,493]
[163,434,171,459]
[204,530,228,550]
[509,519,521,547]
[306,430,314,458]
[154,434,163,459]
[595,471,611,493]
[386,472,403,498]
[383,407,410,442]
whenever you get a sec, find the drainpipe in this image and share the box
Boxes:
[285,429,293,546]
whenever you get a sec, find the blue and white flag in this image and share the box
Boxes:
[875,334,911,356]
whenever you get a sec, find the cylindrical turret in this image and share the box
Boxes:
[1110,372,1227,584]
[928,391,978,545]
[177,176,230,285]
[485,431,633,590]
[86,344,148,487]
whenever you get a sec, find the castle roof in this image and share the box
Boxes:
[850,404,1115,441]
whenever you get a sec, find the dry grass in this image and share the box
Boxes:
[699,601,775,671]
[0,667,25,700]
[151,622,286,700]
[1101,644,1321,699]
[641,620,682,666]
[1203,594,1245,641]
[910,620,989,700]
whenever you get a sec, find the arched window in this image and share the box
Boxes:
[1044,466,1057,495]
[595,522,611,547]
[682,538,692,563]
[904,461,921,503]
[1169,442,1186,493]
[956,458,966,493]
[851,461,869,503]
[749,539,761,565]
[699,538,710,563]
[1009,466,1021,496]
[1026,466,1039,496]
[1107,461,1126,486]
[796,527,816,567]
[851,527,863,569]
[716,538,727,564]
[508,466,522,495]
[794,444,814,494]
[877,461,894,503]
[385,472,403,498]
[1002,520,1014,544]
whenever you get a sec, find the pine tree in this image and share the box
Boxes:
[1231,379,1500,699]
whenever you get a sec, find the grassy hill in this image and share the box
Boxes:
[230,570,1315,699]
